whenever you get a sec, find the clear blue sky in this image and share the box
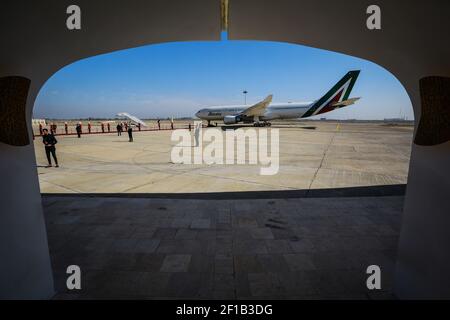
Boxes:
[34,37,413,120]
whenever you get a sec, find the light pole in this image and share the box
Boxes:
[243,90,248,105]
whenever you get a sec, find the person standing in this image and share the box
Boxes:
[127,125,133,142]
[157,119,161,130]
[76,123,82,138]
[116,123,122,136]
[42,129,59,168]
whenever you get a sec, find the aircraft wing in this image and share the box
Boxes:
[331,97,361,108]
[116,112,148,127]
[240,94,273,117]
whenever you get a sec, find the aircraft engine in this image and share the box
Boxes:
[223,115,241,124]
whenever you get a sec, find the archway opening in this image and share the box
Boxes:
[33,39,414,299]
[33,39,413,194]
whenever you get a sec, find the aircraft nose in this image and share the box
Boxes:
[195,110,202,118]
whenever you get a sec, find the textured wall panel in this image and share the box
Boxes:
[0,76,31,146]
[415,76,450,146]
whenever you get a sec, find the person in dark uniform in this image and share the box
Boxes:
[116,123,122,136]
[42,129,59,167]
[76,123,82,138]
[127,125,133,142]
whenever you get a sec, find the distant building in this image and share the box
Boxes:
[384,117,407,122]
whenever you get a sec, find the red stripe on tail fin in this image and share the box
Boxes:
[316,89,343,115]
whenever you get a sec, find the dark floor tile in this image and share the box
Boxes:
[234,255,264,274]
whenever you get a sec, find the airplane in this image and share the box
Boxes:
[195,70,361,127]
[116,112,148,127]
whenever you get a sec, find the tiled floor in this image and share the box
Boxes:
[44,195,402,299]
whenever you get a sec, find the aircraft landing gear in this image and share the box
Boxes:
[253,122,272,127]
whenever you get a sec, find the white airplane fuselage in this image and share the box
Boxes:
[195,71,361,125]
[196,102,313,122]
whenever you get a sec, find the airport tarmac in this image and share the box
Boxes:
[34,121,413,194]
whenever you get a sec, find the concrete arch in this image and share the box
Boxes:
[0,0,449,299]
